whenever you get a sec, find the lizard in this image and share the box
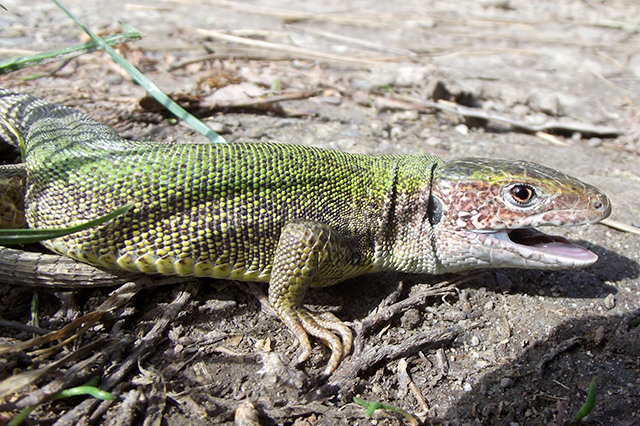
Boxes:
[0,88,611,375]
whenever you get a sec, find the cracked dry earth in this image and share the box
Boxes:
[0,0,639,425]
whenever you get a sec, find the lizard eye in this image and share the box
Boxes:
[507,184,536,206]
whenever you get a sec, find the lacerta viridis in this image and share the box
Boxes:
[0,89,611,375]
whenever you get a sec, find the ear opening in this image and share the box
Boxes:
[427,195,442,226]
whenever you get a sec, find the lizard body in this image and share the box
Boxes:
[0,89,611,374]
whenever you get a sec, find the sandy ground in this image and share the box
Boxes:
[0,1,639,425]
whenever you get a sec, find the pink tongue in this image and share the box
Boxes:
[533,240,599,262]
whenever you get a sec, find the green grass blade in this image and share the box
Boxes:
[9,378,115,426]
[353,397,419,425]
[0,29,143,74]
[7,405,36,426]
[574,376,598,422]
[0,203,133,245]
[53,385,115,400]
[50,0,227,144]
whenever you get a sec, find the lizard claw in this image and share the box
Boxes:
[288,306,353,376]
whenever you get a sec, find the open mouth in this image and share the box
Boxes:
[501,228,598,265]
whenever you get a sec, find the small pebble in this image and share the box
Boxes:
[470,335,481,346]
[604,293,615,309]
[235,401,260,426]
[500,377,515,388]
[245,126,266,139]
[222,116,240,127]
[207,122,228,134]
[418,128,431,138]
[319,95,342,105]
[400,308,422,329]
[369,121,384,132]
[391,110,419,122]
[455,124,469,135]
[588,137,603,147]
[425,136,441,146]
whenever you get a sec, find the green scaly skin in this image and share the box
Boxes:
[0,89,611,375]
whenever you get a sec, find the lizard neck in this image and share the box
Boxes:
[374,155,442,274]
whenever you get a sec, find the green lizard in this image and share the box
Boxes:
[0,89,611,375]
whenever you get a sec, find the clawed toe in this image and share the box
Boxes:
[285,307,353,375]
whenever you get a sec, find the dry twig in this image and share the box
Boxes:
[284,24,416,57]
[387,95,624,136]
[194,28,400,67]
[50,282,197,424]
[322,276,480,391]
[326,325,463,392]
[536,336,583,373]
[600,218,640,236]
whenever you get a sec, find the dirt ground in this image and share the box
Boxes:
[0,0,639,425]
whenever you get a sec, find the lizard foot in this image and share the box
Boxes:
[269,219,360,376]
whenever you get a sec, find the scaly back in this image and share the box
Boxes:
[0,89,441,279]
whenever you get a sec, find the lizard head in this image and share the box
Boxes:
[428,158,611,272]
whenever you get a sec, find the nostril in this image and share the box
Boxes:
[593,197,612,218]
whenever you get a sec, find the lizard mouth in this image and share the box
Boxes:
[501,228,598,265]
